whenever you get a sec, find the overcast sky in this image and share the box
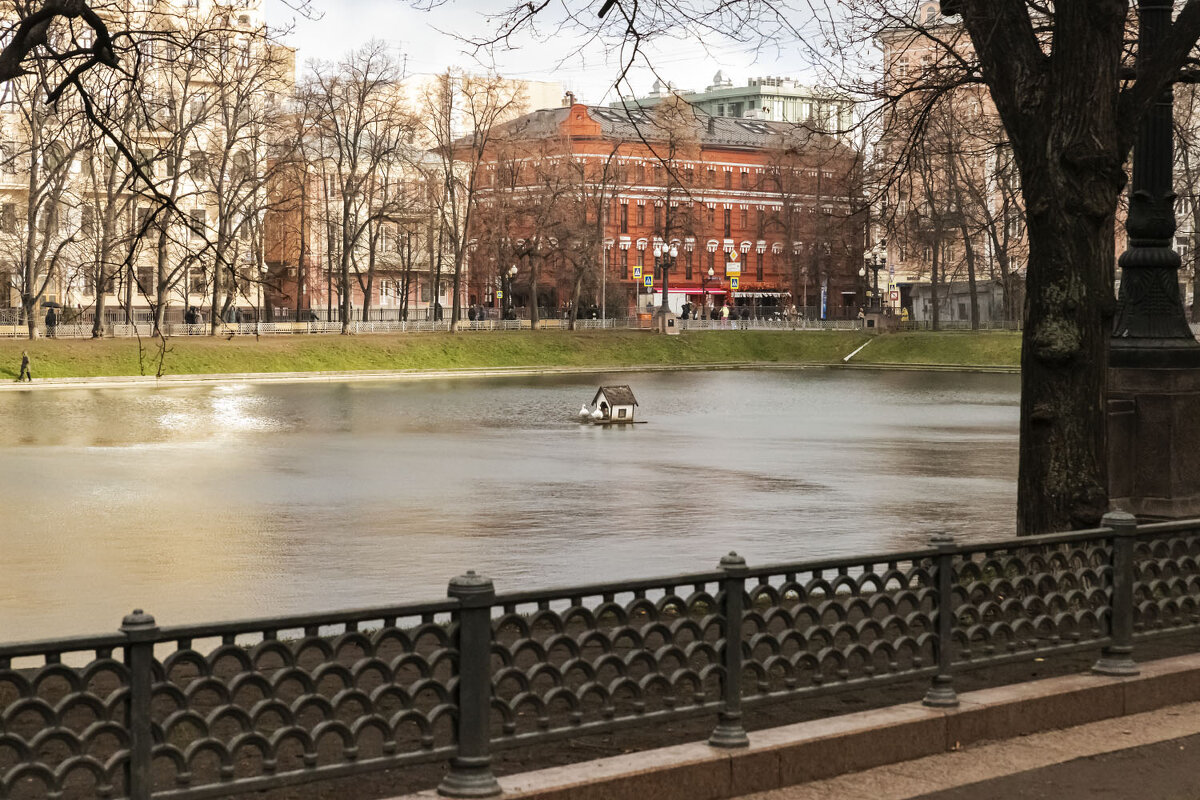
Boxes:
[263,0,818,106]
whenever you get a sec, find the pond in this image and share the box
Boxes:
[0,367,1019,640]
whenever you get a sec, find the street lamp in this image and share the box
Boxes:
[1110,0,1200,363]
[863,242,886,311]
[858,265,867,311]
[653,242,679,320]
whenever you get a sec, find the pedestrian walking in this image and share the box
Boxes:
[17,350,31,382]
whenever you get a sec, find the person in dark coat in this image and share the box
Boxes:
[17,351,31,382]
[44,308,57,338]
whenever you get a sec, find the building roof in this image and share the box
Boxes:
[495,104,842,152]
[594,385,638,406]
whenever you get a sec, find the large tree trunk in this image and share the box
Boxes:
[296,181,309,321]
[450,252,463,332]
[960,224,980,329]
[361,247,375,322]
[155,222,171,337]
[1017,197,1116,534]
[210,251,223,336]
[92,290,106,338]
[951,0,1127,537]
[930,237,941,330]
[22,293,37,339]
[340,204,353,335]
[400,234,413,322]
[568,269,584,331]
[529,256,541,329]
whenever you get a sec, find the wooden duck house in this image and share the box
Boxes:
[590,385,639,424]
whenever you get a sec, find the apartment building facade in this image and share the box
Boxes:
[0,0,294,329]
[468,102,865,319]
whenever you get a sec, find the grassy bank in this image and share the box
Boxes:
[0,330,871,380]
[854,330,1021,368]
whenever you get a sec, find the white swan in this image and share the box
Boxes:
[579,405,591,419]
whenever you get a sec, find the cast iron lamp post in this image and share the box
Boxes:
[654,243,679,317]
[864,244,885,311]
[1112,0,1200,364]
[700,265,715,318]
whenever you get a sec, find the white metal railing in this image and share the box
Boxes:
[0,316,881,338]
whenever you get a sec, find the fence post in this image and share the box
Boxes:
[709,552,750,748]
[122,609,158,800]
[438,571,501,798]
[1094,510,1140,676]
[923,534,959,707]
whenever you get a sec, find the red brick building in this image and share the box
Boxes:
[471,102,865,318]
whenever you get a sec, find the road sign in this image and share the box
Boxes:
[890,290,899,301]
[633,266,642,279]
[496,290,504,299]
[730,277,740,290]
[644,275,653,288]
[726,250,741,276]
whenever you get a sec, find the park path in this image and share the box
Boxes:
[738,700,1200,800]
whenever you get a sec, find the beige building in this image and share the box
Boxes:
[0,0,294,331]
[875,0,1026,323]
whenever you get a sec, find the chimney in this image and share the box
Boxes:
[563,90,576,107]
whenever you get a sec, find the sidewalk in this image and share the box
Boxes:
[739,701,1200,800]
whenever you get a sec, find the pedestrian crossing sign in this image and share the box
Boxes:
[644,275,653,288]
[633,266,642,279]
[496,290,503,298]
[730,277,740,290]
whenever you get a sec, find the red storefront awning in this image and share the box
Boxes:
[651,287,727,295]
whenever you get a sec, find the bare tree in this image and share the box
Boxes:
[562,140,624,328]
[423,70,524,331]
[200,13,291,332]
[0,56,87,338]
[306,40,405,333]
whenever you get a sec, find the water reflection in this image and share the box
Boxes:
[0,369,1019,640]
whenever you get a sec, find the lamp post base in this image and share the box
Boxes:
[1108,357,1200,520]
[655,308,680,335]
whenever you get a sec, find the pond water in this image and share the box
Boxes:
[0,368,1019,640]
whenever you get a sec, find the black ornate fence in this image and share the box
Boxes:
[2,513,1198,800]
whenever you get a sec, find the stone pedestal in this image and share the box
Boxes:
[655,310,680,335]
[1108,363,1200,519]
[864,311,891,332]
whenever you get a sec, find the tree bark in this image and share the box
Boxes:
[960,222,980,329]
[930,233,940,330]
[528,255,541,329]
[1017,202,1115,533]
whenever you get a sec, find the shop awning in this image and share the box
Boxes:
[733,291,784,298]
[652,287,727,295]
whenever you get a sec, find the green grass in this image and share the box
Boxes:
[0,330,872,380]
[0,329,1024,380]
[854,331,1021,367]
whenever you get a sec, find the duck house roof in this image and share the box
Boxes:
[593,385,638,406]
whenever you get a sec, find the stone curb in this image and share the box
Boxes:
[0,360,1017,392]
[388,652,1200,800]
